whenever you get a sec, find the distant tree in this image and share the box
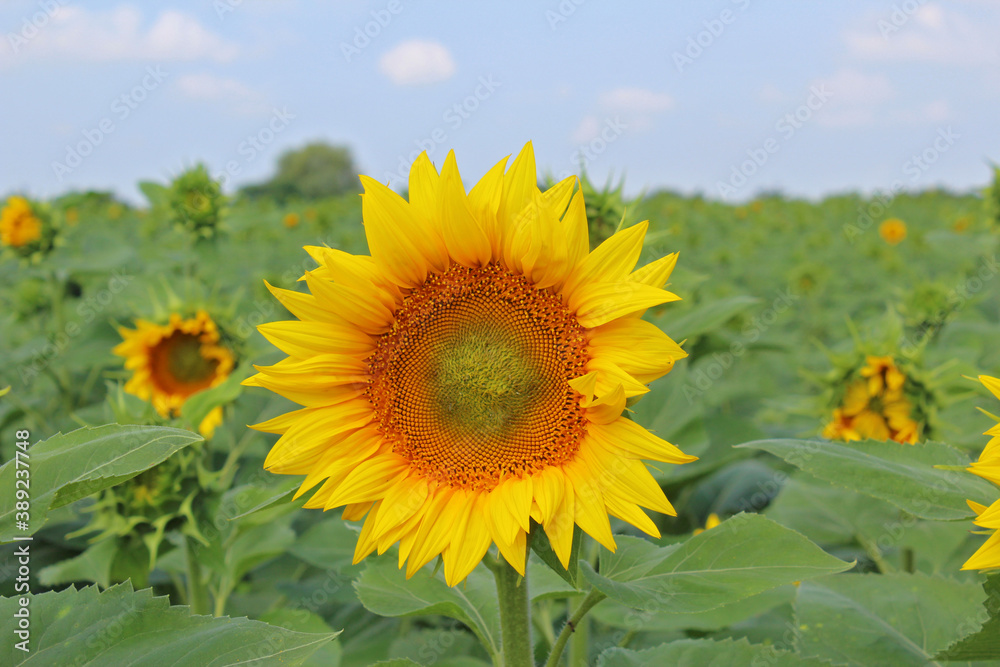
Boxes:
[241,142,359,202]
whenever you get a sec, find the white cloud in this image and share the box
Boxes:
[810,69,894,128]
[175,73,266,113]
[599,87,674,113]
[892,99,954,124]
[0,5,238,66]
[845,3,999,65]
[378,40,455,86]
[815,69,894,105]
[571,115,601,143]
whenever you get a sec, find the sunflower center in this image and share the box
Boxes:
[432,324,541,438]
[151,332,219,393]
[368,263,589,491]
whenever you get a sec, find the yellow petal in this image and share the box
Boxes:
[563,220,649,297]
[440,151,492,267]
[360,175,447,286]
[407,152,440,229]
[543,472,576,569]
[257,320,375,359]
[496,142,537,234]
[501,476,533,534]
[564,458,616,552]
[533,466,566,524]
[305,271,394,334]
[586,384,626,424]
[467,156,509,255]
[324,453,410,508]
[443,493,493,586]
[354,500,383,564]
[590,418,697,465]
[982,375,1000,401]
[572,282,681,328]
[407,487,464,577]
[264,281,341,323]
[603,493,660,538]
[629,253,679,289]
[962,529,1000,571]
[562,189,590,273]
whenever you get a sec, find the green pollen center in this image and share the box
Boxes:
[165,334,217,384]
[431,326,541,438]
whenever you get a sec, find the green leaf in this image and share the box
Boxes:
[354,556,501,662]
[259,609,341,667]
[596,637,830,667]
[0,424,203,542]
[290,518,361,571]
[591,585,795,633]
[179,369,245,432]
[0,582,336,666]
[38,539,118,588]
[660,295,760,341]
[936,574,1000,660]
[795,573,984,667]
[138,180,169,207]
[580,513,851,614]
[737,438,995,520]
[528,556,580,601]
[766,475,971,574]
[228,478,304,521]
[530,523,582,589]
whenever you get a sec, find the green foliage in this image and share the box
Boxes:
[2,166,998,663]
[241,142,359,202]
[0,582,336,666]
[936,574,1000,660]
[738,438,995,520]
[795,574,984,666]
[168,164,226,239]
[0,425,202,542]
[597,638,831,667]
[580,514,851,614]
[987,164,1000,230]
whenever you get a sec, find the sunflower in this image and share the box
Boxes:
[246,143,695,586]
[1,196,43,248]
[114,310,235,438]
[822,355,920,444]
[963,376,1000,571]
[878,218,907,245]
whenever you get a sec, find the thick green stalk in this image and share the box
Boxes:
[494,554,534,667]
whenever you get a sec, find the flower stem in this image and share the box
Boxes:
[544,589,606,667]
[185,537,209,616]
[494,553,534,667]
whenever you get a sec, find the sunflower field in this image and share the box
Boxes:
[1,145,1000,667]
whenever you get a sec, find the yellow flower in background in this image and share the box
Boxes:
[65,207,79,226]
[879,218,907,245]
[1,196,43,248]
[114,310,235,438]
[823,356,920,444]
[693,513,721,535]
[963,375,1000,571]
[246,143,695,586]
[283,212,300,229]
[952,216,971,233]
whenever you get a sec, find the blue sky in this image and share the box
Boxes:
[2,0,999,203]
